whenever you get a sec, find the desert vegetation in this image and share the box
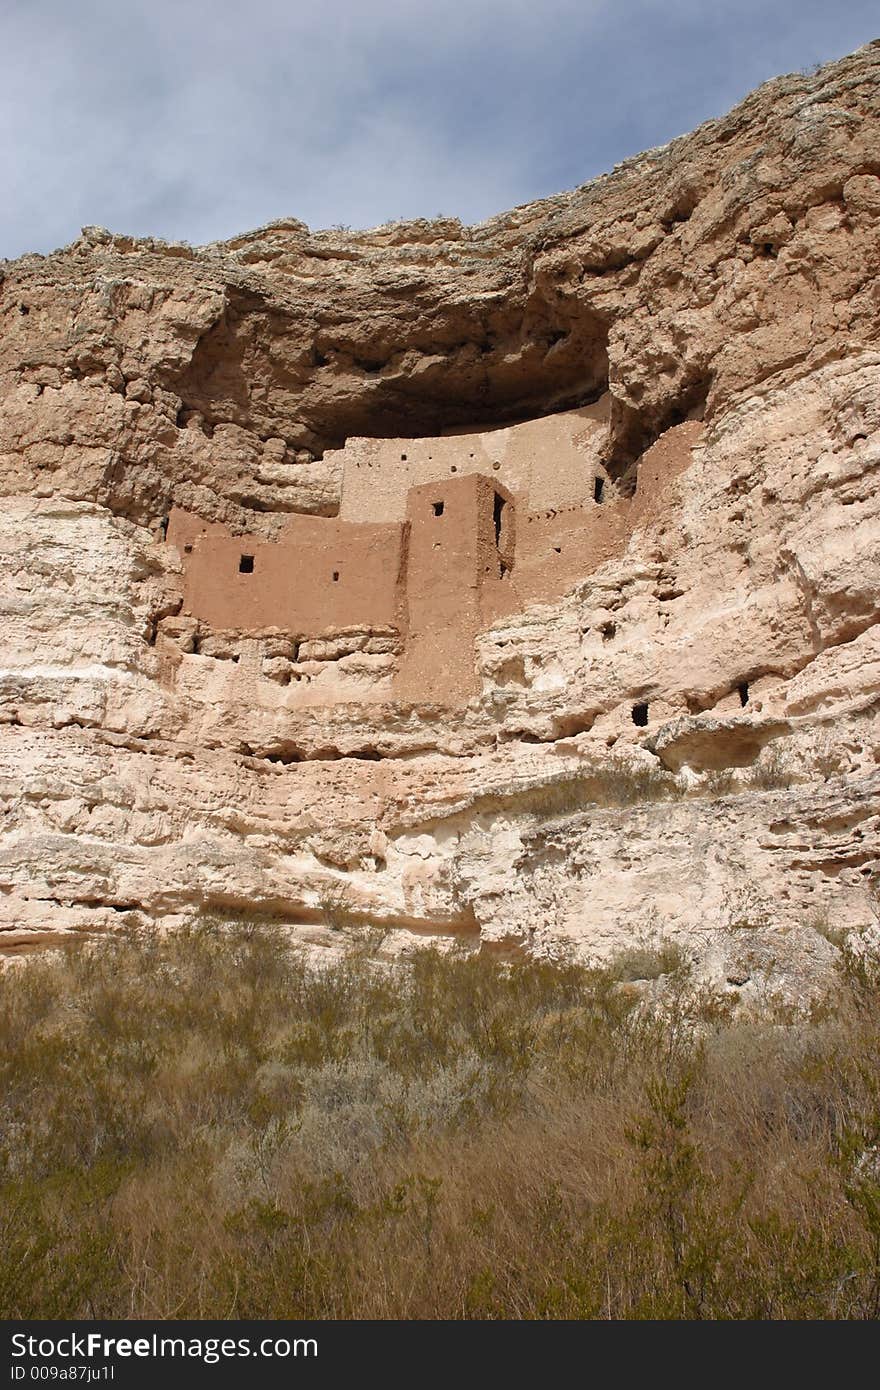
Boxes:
[2,920,880,1319]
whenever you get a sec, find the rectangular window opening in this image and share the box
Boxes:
[239,554,254,574]
[333,570,340,582]
[594,476,605,504]
[632,702,649,727]
[432,501,444,517]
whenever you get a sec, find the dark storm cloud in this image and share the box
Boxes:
[1,0,877,258]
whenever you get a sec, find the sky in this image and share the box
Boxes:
[1,0,878,259]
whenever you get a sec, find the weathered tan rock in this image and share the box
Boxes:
[1,43,880,998]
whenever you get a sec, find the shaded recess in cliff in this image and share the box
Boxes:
[167,283,611,455]
[606,373,711,492]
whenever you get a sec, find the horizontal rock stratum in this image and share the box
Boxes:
[2,42,880,996]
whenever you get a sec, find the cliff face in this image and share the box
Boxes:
[2,43,880,997]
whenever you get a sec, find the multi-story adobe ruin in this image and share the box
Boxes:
[166,396,703,703]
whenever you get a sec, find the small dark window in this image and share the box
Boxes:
[332,570,340,582]
[239,554,254,574]
[594,476,605,504]
[738,682,749,706]
[183,544,193,554]
[432,501,444,517]
[401,453,407,461]
[632,702,649,727]
[553,546,561,554]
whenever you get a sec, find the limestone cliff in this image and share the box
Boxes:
[2,42,880,999]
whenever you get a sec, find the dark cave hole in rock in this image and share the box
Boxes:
[632,702,649,727]
[738,682,749,706]
[19,304,29,315]
[239,554,254,574]
[263,748,305,764]
[594,476,605,504]
[600,621,616,641]
[432,501,444,517]
[333,570,340,582]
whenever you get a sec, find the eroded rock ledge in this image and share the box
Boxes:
[1,42,880,998]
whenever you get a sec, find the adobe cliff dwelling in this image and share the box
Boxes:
[164,402,701,703]
[1,42,880,995]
